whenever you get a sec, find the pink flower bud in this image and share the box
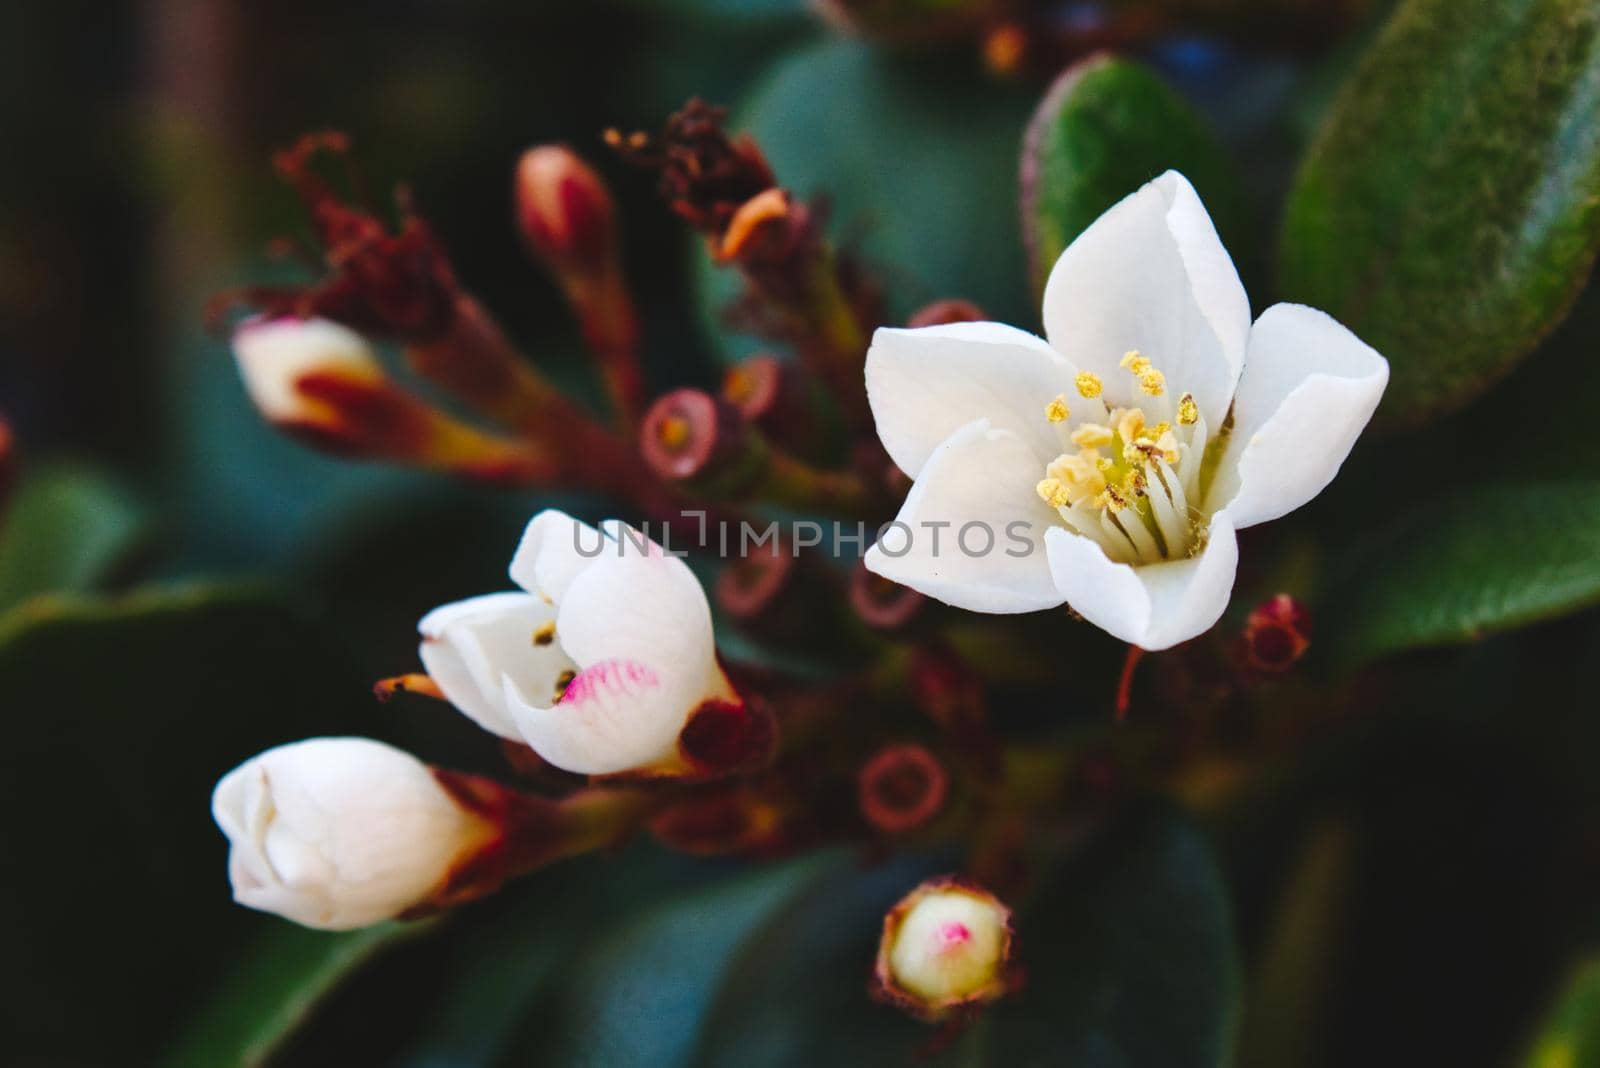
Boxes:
[874,877,1015,1021]
[1240,593,1312,673]
[515,145,619,283]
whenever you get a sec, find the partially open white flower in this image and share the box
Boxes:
[232,316,386,427]
[211,737,492,931]
[864,171,1388,649]
[420,509,738,776]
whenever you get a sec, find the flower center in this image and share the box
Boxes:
[1035,350,1212,566]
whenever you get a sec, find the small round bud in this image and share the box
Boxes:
[1240,593,1312,673]
[640,388,762,490]
[858,743,948,834]
[849,560,926,630]
[874,877,1014,1021]
[515,145,618,280]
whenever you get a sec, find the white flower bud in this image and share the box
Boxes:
[232,316,385,427]
[874,877,1013,1020]
[211,737,492,930]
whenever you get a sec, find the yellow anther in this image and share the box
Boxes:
[1147,421,1172,440]
[1044,394,1070,423]
[1071,423,1113,449]
[1122,469,1147,497]
[1116,408,1146,445]
[1075,371,1103,399]
[1177,393,1199,425]
[1139,369,1166,396]
[1036,478,1072,509]
[1122,442,1146,466]
[1154,429,1181,463]
[1119,350,1151,373]
[532,620,557,646]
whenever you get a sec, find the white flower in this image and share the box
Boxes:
[211,737,492,931]
[232,316,386,427]
[864,171,1388,650]
[420,509,737,775]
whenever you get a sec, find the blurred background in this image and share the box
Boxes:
[6,1,1600,1066]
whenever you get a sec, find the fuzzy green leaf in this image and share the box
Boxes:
[1021,54,1240,299]
[1326,480,1600,664]
[0,462,146,612]
[0,586,368,1064]
[1280,0,1600,428]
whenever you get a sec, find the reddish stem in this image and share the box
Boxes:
[1115,644,1145,722]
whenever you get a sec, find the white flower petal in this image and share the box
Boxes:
[1210,304,1389,527]
[508,509,607,602]
[1044,511,1238,650]
[506,659,691,776]
[1041,171,1249,427]
[865,322,1077,478]
[865,420,1065,615]
[508,523,728,776]
[418,593,571,739]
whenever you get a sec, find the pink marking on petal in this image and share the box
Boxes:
[937,922,972,949]
[559,658,660,706]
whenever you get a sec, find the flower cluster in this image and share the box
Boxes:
[210,102,1384,1029]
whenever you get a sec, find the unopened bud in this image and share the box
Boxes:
[234,316,386,430]
[859,743,948,834]
[1240,594,1312,673]
[516,145,619,282]
[874,877,1014,1021]
[232,316,549,482]
[211,737,496,930]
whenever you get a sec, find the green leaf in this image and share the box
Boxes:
[692,854,963,1068]
[1522,959,1600,1067]
[0,585,368,1065]
[697,39,1035,362]
[1020,54,1240,299]
[164,922,430,1068]
[0,461,147,612]
[989,806,1239,1067]
[1324,480,1600,664]
[536,853,836,1066]
[1280,0,1600,428]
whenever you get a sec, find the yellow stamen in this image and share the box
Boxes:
[1071,423,1112,448]
[1177,393,1199,425]
[1075,371,1103,399]
[532,620,556,646]
[1154,429,1181,463]
[1036,477,1071,509]
[554,669,577,701]
[1044,394,1070,423]
[1117,408,1146,445]
[1139,369,1165,396]
[1120,350,1151,375]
